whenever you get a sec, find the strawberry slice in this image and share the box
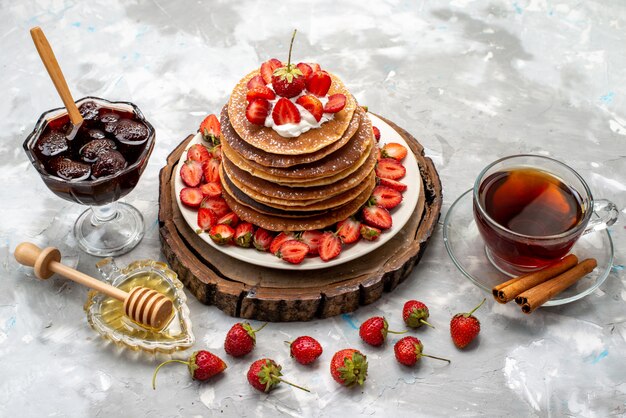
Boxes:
[187,144,211,163]
[245,98,271,125]
[253,228,275,252]
[295,95,323,122]
[197,207,217,231]
[246,86,276,102]
[270,231,298,255]
[301,230,324,255]
[360,225,381,241]
[375,158,406,180]
[372,126,381,142]
[377,177,407,192]
[336,217,362,244]
[199,181,222,198]
[180,159,203,187]
[370,185,403,209]
[306,71,331,97]
[318,232,342,261]
[202,158,220,183]
[180,187,204,208]
[210,144,222,160]
[277,240,310,264]
[362,205,392,230]
[272,98,301,125]
[324,94,346,113]
[260,58,283,84]
[246,75,266,90]
[234,222,255,248]
[296,62,313,78]
[209,224,235,245]
[218,212,239,227]
[309,63,321,73]
[200,196,230,218]
[199,114,221,145]
[382,143,408,161]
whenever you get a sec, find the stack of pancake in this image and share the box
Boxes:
[219,70,377,231]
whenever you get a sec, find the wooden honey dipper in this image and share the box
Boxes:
[14,243,174,330]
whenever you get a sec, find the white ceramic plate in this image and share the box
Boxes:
[173,113,420,270]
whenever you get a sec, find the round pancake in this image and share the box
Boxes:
[222,149,377,205]
[222,177,376,232]
[220,105,363,168]
[228,70,357,155]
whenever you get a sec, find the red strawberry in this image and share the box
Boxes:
[277,240,309,264]
[402,300,434,329]
[300,230,323,255]
[288,336,323,365]
[372,126,381,142]
[336,217,361,244]
[450,299,486,349]
[377,177,407,192]
[360,225,381,241]
[245,98,271,125]
[296,62,313,78]
[247,358,309,393]
[369,185,403,209]
[260,58,283,84]
[246,85,276,102]
[330,349,368,387]
[253,228,275,252]
[180,187,204,208]
[202,158,220,183]
[180,159,203,187]
[318,231,342,262]
[394,336,450,367]
[272,69,305,98]
[199,181,222,198]
[306,71,331,97]
[218,212,239,227]
[224,322,267,357]
[187,144,211,163]
[199,114,221,145]
[197,207,217,231]
[362,205,392,230]
[272,98,301,125]
[208,224,234,245]
[270,231,298,255]
[359,316,406,347]
[200,196,230,218]
[246,74,266,90]
[375,158,406,180]
[152,350,227,389]
[323,94,346,113]
[234,222,255,248]
[382,143,408,161]
[296,95,323,122]
[309,63,321,73]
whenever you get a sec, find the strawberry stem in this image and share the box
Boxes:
[254,322,268,333]
[387,329,408,335]
[286,29,297,69]
[152,359,189,390]
[284,340,292,346]
[420,319,435,329]
[422,354,451,363]
[278,377,311,393]
[465,298,486,318]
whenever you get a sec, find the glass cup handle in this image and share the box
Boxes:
[583,199,619,234]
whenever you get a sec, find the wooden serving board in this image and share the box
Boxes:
[158,115,442,321]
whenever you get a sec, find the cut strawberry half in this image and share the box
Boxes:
[200,196,230,218]
[362,205,392,230]
[245,98,271,125]
[318,232,342,262]
[199,114,221,145]
[197,207,217,231]
[277,240,310,264]
[336,217,362,244]
[199,181,222,198]
[360,225,381,241]
[187,144,211,163]
[272,98,301,125]
[370,185,403,209]
[210,144,222,160]
[209,224,235,245]
[372,126,381,142]
[381,143,408,161]
[180,187,204,208]
[270,231,298,255]
[306,71,331,97]
[260,58,283,84]
[180,159,203,187]
[253,228,275,252]
[323,94,346,113]
[300,230,324,255]
[217,212,239,227]
[309,63,321,73]
[375,158,406,180]
[377,177,407,192]
[234,222,255,248]
[202,158,220,183]
[247,75,266,90]
[296,95,323,122]
[296,62,313,78]
[246,86,276,102]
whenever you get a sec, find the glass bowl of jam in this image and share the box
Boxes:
[23,96,155,256]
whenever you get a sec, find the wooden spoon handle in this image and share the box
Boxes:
[30,26,83,125]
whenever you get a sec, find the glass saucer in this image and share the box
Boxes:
[442,189,614,306]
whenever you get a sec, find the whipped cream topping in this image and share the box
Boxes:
[263,85,335,138]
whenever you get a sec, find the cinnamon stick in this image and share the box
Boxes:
[493,254,579,304]
[517,258,597,314]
